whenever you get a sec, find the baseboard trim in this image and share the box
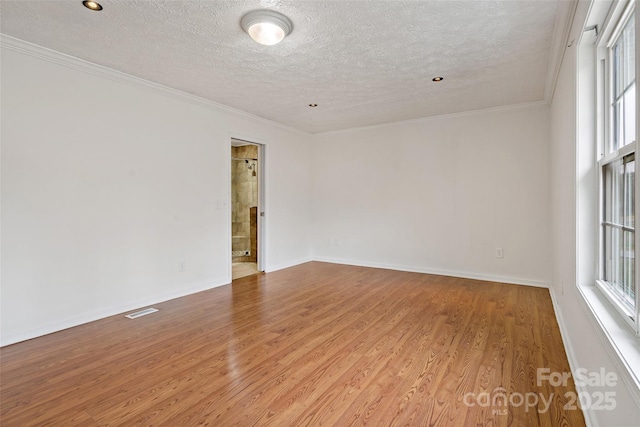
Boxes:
[265,257,313,274]
[311,256,549,288]
[548,287,597,427]
[0,277,230,347]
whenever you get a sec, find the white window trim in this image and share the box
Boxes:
[595,0,640,336]
[577,286,640,403]
[576,0,640,406]
[595,278,636,327]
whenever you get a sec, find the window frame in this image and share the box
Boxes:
[596,0,640,336]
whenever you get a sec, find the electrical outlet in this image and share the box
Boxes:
[496,248,504,259]
[178,259,186,272]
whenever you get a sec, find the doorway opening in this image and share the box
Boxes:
[231,139,263,280]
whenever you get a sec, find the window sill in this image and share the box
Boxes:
[578,284,640,404]
[594,280,636,330]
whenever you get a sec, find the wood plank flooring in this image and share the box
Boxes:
[0,262,585,426]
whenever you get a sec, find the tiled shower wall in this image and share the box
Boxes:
[231,145,258,258]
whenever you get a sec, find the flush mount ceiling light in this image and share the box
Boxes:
[309,103,318,107]
[241,10,293,46]
[82,1,103,11]
[432,76,444,82]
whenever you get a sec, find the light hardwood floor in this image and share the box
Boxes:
[0,262,585,426]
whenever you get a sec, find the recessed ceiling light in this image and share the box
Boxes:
[432,76,444,82]
[241,10,293,46]
[82,1,103,11]
[309,103,318,107]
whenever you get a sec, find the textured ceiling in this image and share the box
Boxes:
[0,0,562,133]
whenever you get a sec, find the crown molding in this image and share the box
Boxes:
[315,100,548,136]
[544,0,580,103]
[0,34,310,137]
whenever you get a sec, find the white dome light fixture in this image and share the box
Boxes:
[241,10,293,46]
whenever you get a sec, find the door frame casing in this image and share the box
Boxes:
[229,135,266,276]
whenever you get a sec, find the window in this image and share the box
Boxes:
[601,153,635,311]
[598,4,640,333]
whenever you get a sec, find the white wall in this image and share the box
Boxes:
[4,16,639,423]
[548,1,640,425]
[311,104,551,287]
[0,41,313,346]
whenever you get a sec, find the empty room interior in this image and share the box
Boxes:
[1,0,640,426]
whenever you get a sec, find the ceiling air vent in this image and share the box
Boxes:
[125,308,159,319]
